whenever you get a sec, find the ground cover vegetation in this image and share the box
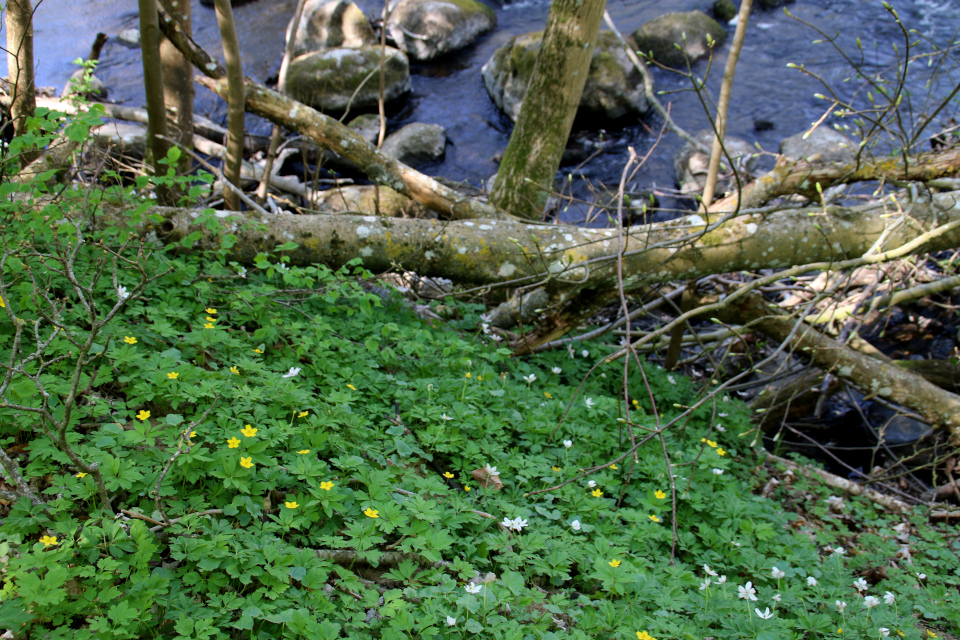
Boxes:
[0,107,958,639]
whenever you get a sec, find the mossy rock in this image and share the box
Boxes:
[481,31,648,126]
[387,0,496,62]
[631,10,727,68]
[314,185,432,218]
[286,46,410,113]
[712,0,737,22]
[289,0,377,58]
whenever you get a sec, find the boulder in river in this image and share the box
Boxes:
[347,113,382,145]
[674,130,759,196]
[631,11,727,68]
[382,123,446,166]
[386,0,497,62]
[315,185,432,217]
[779,127,856,165]
[289,0,377,57]
[481,31,649,126]
[286,46,410,113]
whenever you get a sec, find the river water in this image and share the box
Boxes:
[27,0,960,222]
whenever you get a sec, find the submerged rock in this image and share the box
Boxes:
[481,31,649,126]
[387,0,496,62]
[92,122,147,159]
[674,130,759,196]
[286,46,410,112]
[289,0,377,57]
[631,11,727,68]
[315,185,432,217]
[382,123,446,166]
[347,113,382,145]
[780,127,856,165]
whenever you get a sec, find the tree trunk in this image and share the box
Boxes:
[5,0,40,166]
[213,0,245,211]
[488,0,606,220]
[159,0,194,175]
[138,0,171,182]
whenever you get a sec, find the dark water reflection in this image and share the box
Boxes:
[29,0,960,223]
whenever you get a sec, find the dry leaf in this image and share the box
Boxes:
[471,467,504,490]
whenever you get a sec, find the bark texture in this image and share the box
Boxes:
[5,0,39,166]
[489,0,606,220]
[138,0,171,173]
[160,0,194,174]
[213,0,245,210]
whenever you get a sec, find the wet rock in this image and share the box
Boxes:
[61,70,108,100]
[315,185,432,217]
[92,122,148,159]
[631,11,727,68]
[347,113,381,145]
[757,0,794,9]
[712,0,737,22]
[289,0,377,58]
[779,127,856,165]
[382,123,446,166]
[674,130,759,196]
[481,31,649,126]
[286,46,410,112]
[387,0,496,62]
[116,28,140,47]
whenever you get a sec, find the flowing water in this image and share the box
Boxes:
[27,0,960,223]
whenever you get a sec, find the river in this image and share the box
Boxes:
[27,0,960,222]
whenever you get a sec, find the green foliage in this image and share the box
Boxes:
[0,109,958,640]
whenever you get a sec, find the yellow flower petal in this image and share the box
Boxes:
[544,392,552,398]
[592,489,603,497]
[346,384,356,391]
[297,411,309,418]
[717,448,726,456]
[204,323,214,329]
[239,457,254,469]
[649,515,661,523]
[205,316,217,322]
[443,472,454,478]
[39,535,58,547]
[364,507,379,518]
[167,372,179,380]
[320,481,334,491]
[253,348,264,354]
[552,466,561,472]
[227,437,241,449]
[297,449,310,454]
[609,464,618,470]
[241,425,258,438]
[654,490,667,499]
[189,431,196,438]
[608,559,621,568]
[136,410,151,421]
[285,501,299,509]
[123,336,137,344]
[205,308,217,314]
[75,472,87,478]
[465,373,471,378]
[230,366,239,374]
[464,486,471,492]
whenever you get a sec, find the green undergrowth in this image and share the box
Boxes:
[0,110,959,640]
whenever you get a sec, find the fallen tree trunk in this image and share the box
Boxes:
[702,290,960,442]
[710,147,960,212]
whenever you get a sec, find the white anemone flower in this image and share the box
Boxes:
[698,579,711,591]
[570,519,581,531]
[117,285,130,301]
[588,480,597,488]
[738,582,758,601]
[581,350,589,357]
[712,468,724,475]
[440,413,454,421]
[836,600,847,612]
[717,575,727,584]
[755,608,774,620]
[511,518,528,532]
[585,397,595,408]
[282,367,301,378]
[551,367,562,374]
[484,464,500,477]
[884,591,895,605]
[563,439,573,448]
[807,576,818,587]
[863,596,880,608]
[446,616,457,627]
[833,546,846,556]
[703,565,718,577]
[501,517,515,530]
[853,578,869,593]
[523,374,536,384]
[880,629,890,637]
[772,567,786,579]
[464,584,482,594]
[772,594,781,602]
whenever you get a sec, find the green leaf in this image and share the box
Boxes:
[165,414,184,426]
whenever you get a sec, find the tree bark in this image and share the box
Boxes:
[138,0,171,180]
[488,0,606,220]
[213,0,245,211]
[159,0,194,175]
[5,0,40,166]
